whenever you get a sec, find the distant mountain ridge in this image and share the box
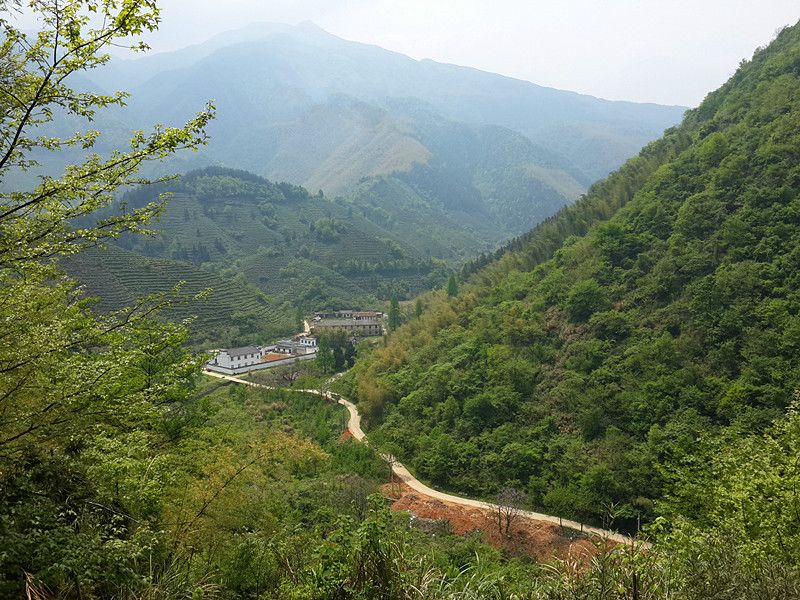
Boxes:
[76,22,684,247]
[57,24,687,347]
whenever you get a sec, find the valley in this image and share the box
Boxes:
[44,23,687,350]
[351,19,800,546]
[203,368,638,546]
[3,3,800,598]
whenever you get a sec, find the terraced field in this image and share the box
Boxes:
[65,168,450,346]
[237,254,373,305]
[64,245,293,346]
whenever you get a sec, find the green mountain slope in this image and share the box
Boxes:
[335,111,583,254]
[63,244,293,347]
[351,22,800,528]
[64,168,451,344]
[119,92,586,250]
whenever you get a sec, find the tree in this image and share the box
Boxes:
[336,474,372,520]
[333,338,345,370]
[543,486,574,527]
[315,336,335,374]
[324,331,356,371]
[0,1,212,595]
[446,273,459,297]
[565,279,608,322]
[494,486,528,538]
[281,369,301,385]
[344,338,357,368]
[377,441,405,498]
[0,7,213,266]
[415,298,423,318]
[388,293,401,331]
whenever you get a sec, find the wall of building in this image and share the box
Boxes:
[215,352,263,369]
[205,352,316,376]
[311,323,383,336]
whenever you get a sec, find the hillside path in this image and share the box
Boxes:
[202,369,643,546]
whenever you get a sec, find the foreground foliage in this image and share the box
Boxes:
[4,2,800,597]
[14,380,800,599]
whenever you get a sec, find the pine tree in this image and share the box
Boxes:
[446,274,459,297]
[388,293,401,330]
[315,336,335,373]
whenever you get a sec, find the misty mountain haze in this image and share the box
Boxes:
[90,21,684,191]
[48,21,689,340]
[8,19,691,354]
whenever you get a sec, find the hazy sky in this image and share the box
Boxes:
[20,1,800,106]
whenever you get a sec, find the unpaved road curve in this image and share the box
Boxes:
[203,369,643,546]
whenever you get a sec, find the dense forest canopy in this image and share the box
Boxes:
[352,21,800,532]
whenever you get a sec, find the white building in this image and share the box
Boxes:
[211,346,263,370]
[273,335,318,356]
[299,335,318,348]
[206,335,319,375]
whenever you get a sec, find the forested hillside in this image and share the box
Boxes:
[66,156,582,347]
[352,22,800,531]
[65,167,452,345]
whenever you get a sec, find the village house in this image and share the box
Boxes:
[314,310,384,321]
[211,346,263,370]
[206,310,380,375]
[352,311,383,321]
[273,335,318,355]
[207,335,318,375]
[309,313,384,337]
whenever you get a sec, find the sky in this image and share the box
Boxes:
[17,1,800,107]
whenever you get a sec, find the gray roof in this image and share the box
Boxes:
[313,318,381,326]
[225,346,260,358]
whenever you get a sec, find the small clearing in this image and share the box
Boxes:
[383,482,606,562]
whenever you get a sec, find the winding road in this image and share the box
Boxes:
[203,369,642,546]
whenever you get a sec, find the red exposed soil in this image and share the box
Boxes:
[382,482,603,562]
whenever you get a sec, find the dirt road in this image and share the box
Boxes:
[203,369,642,546]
